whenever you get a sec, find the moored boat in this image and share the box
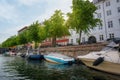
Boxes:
[26,49,44,60]
[3,51,16,56]
[27,54,43,60]
[3,52,10,56]
[77,42,120,75]
[44,52,75,64]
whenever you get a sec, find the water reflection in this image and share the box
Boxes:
[0,55,26,80]
[0,55,119,80]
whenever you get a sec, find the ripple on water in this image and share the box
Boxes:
[0,55,120,80]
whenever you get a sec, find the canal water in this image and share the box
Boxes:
[0,54,119,80]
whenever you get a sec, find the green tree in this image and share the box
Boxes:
[44,10,70,47]
[44,20,51,38]
[17,31,28,45]
[11,36,18,46]
[0,44,2,48]
[66,0,101,44]
[38,25,47,42]
[27,21,41,48]
[2,35,18,47]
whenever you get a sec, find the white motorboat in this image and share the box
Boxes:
[44,52,75,64]
[77,42,120,75]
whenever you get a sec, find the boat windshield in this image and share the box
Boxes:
[48,53,72,59]
[101,46,116,51]
[28,49,39,54]
[101,41,118,51]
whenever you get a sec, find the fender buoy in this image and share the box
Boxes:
[93,57,104,66]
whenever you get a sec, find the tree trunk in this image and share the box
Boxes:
[52,37,56,47]
[79,30,82,45]
[35,42,39,49]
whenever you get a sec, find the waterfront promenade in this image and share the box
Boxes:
[40,42,107,58]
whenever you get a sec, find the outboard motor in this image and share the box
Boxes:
[93,57,104,66]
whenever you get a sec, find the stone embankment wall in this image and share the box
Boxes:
[41,43,107,58]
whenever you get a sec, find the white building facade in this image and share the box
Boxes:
[68,0,120,45]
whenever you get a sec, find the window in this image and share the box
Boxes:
[98,25,102,30]
[76,38,79,43]
[117,0,120,2]
[99,35,104,41]
[118,7,120,13]
[97,5,101,10]
[97,13,101,18]
[119,19,120,25]
[92,27,96,31]
[106,1,110,7]
[109,33,114,39]
[71,39,73,44]
[108,21,113,28]
[82,37,85,43]
[70,31,73,34]
[106,10,112,16]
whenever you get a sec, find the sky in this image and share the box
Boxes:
[0,0,92,44]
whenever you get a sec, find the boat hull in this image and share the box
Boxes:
[79,58,120,75]
[3,52,16,56]
[44,56,74,64]
[27,54,44,60]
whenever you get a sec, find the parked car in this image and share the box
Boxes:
[106,38,120,44]
[67,43,73,46]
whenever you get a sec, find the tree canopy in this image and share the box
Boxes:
[28,21,40,43]
[1,0,102,47]
[17,31,28,45]
[2,35,18,47]
[66,0,101,44]
[44,10,70,46]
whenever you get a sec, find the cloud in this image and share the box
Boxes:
[0,33,11,43]
[35,0,72,21]
[0,1,18,22]
[18,0,41,6]
[0,26,23,43]
[0,0,93,43]
[0,0,72,43]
